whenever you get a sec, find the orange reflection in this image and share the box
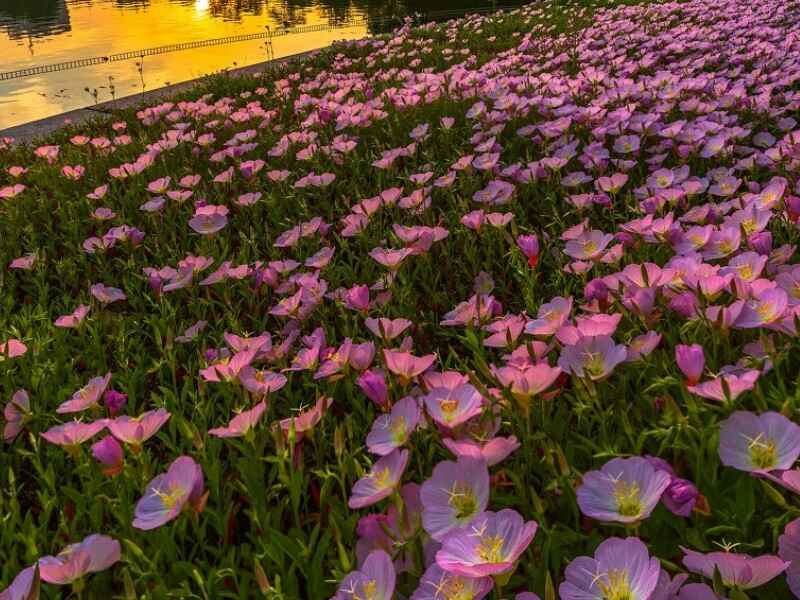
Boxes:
[0,1,368,129]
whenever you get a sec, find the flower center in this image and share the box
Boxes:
[389,417,408,443]
[372,467,392,489]
[613,480,642,517]
[476,534,505,563]
[755,301,778,322]
[747,433,778,469]
[597,569,634,600]
[448,482,478,521]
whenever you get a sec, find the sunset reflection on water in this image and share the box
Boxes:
[0,0,370,129]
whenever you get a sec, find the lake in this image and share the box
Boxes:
[0,0,510,130]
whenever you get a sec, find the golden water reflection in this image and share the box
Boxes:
[0,0,370,129]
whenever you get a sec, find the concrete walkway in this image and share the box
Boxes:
[0,50,317,145]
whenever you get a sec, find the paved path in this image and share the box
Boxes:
[0,50,317,145]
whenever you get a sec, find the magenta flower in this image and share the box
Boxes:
[209,401,267,438]
[517,234,540,267]
[349,449,409,509]
[0,565,38,600]
[411,563,493,600]
[424,383,484,430]
[91,435,124,476]
[718,411,800,473]
[41,420,106,449]
[443,436,520,467]
[779,518,800,597]
[334,550,395,600]
[56,373,111,414]
[420,457,489,541]
[357,369,389,409]
[54,304,90,328]
[103,390,127,415]
[366,397,421,456]
[107,408,171,449]
[133,455,206,530]
[676,344,705,384]
[3,389,31,442]
[682,547,788,590]
[687,369,759,402]
[90,284,126,304]
[189,204,229,235]
[383,349,436,385]
[644,456,699,517]
[577,457,671,523]
[558,335,628,381]
[436,509,537,577]
[38,534,120,585]
[560,537,661,600]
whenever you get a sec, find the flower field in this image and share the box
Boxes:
[4,0,800,597]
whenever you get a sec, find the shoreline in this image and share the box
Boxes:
[0,48,320,145]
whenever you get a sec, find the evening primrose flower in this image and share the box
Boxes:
[687,369,760,402]
[525,296,573,336]
[107,408,171,449]
[333,550,395,600]
[411,563,493,600]
[675,344,705,384]
[133,456,206,530]
[90,283,126,304]
[41,420,106,450]
[443,436,520,467]
[420,457,490,541]
[278,396,333,443]
[718,411,800,473]
[208,401,267,438]
[564,230,614,261]
[435,509,537,578]
[577,457,671,523]
[682,547,788,590]
[348,449,409,509]
[778,518,800,597]
[0,565,39,600]
[492,363,562,405]
[38,534,121,585]
[383,349,436,385]
[0,339,27,360]
[56,373,112,414]
[424,383,484,431]
[54,304,90,328]
[3,390,31,442]
[559,537,661,600]
[558,335,628,381]
[365,317,413,341]
[188,205,229,235]
[733,288,788,328]
[366,397,421,456]
[91,435,124,476]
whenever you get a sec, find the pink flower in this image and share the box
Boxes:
[348,449,409,509]
[279,396,333,442]
[435,509,537,577]
[56,373,112,414]
[682,548,788,590]
[91,435,124,476]
[0,184,26,199]
[516,234,540,267]
[564,230,614,260]
[0,339,27,360]
[133,456,206,530]
[675,344,705,384]
[443,436,520,467]
[39,534,121,585]
[525,296,572,336]
[558,335,628,381]
[209,401,267,438]
[107,408,171,448]
[687,369,760,402]
[3,389,31,443]
[9,254,36,270]
[383,349,436,385]
[369,247,413,270]
[41,420,106,448]
[91,283,126,304]
[365,317,412,341]
[424,383,484,430]
[54,304,90,328]
[189,205,229,235]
